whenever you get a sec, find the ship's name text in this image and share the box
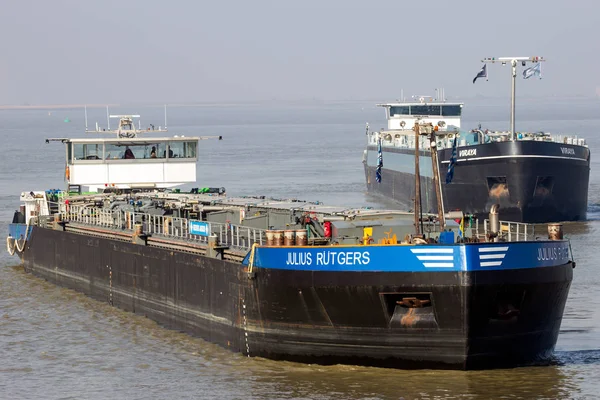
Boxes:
[537,246,569,261]
[560,147,575,155]
[459,149,476,157]
[286,251,371,266]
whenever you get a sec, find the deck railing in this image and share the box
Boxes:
[367,131,586,151]
[53,205,536,249]
[481,219,534,242]
[60,205,266,251]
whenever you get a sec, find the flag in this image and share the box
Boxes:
[523,63,542,79]
[445,136,458,184]
[376,138,383,183]
[472,64,487,84]
[459,217,464,237]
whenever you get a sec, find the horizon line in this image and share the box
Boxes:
[2,94,599,110]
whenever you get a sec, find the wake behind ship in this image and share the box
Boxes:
[363,57,591,223]
[7,109,575,370]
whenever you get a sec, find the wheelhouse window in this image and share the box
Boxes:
[67,142,73,162]
[389,106,410,116]
[410,105,441,116]
[105,142,166,159]
[104,143,125,159]
[73,143,102,160]
[441,105,462,116]
[149,143,166,159]
[167,141,197,158]
[69,140,197,161]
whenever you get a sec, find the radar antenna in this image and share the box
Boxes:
[84,106,169,138]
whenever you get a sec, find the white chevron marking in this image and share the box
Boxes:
[411,248,454,254]
[479,254,506,260]
[478,247,509,253]
[423,262,454,268]
[480,261,503,267]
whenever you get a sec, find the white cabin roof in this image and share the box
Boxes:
[377,101,464,107]
[49,136,220,144]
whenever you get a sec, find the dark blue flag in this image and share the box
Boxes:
[376,138,383,183]
[445,136,458,184]
[472,64,487,84]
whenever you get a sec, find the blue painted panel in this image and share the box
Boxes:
[464,241,570,271]
[245,241,571,272]
[189,220,210,236]
[249,245,463,272]
[8,223,31,240]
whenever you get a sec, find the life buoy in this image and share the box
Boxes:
[65,166,70,182]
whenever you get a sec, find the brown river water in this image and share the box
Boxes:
[1,99,599,399]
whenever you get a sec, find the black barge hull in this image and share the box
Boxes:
[20,226,572,370]
[365,140,590,223]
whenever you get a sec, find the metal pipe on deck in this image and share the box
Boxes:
[488,204,500,242]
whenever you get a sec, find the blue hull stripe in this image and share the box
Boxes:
[245,241,571,272]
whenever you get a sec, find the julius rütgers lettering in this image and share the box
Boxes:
[537,245,569,261]
[286,251,371,266]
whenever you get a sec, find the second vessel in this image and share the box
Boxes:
[363,56,591,223]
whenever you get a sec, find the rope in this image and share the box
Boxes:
[6,217,35,255]
[6,236,16,256]
[15,236,27,252]
[568,238,575,263]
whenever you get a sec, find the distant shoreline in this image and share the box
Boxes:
[0,104,119,110]
[1,95,599,110]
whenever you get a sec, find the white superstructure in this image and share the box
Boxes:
[49,112,222,192]
[378,95,463,131]
[366,93,586,152]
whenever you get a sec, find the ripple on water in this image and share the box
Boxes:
[2,104,600,399]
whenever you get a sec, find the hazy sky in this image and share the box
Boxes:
[1,0,598,105]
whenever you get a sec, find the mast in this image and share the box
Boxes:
[414,122,446,233]
[413,123,422,235]
[481,56,545,140]
[426,124,446,230]
[164,104,168,130]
